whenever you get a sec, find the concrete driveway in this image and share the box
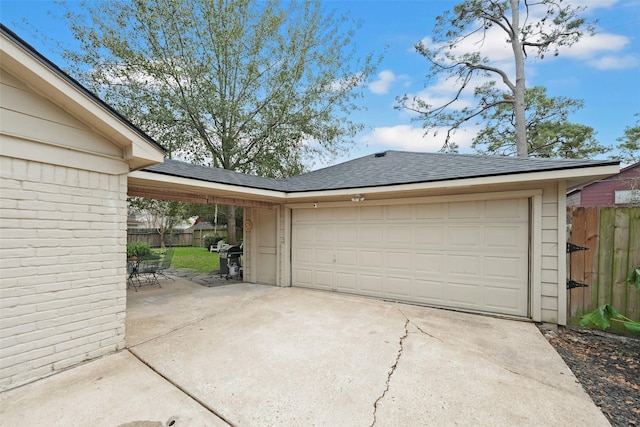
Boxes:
[0,277,609,427]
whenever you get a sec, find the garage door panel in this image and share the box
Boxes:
[336,207,358,220]
[385,277,411,297]
[336,249,357,266]
[415,253,445,273]
[386,205,412,220]
[337,226,357,243]
[360,226,382,244]
[314,271,333,288]
[294,225,315,243]
[447,201,482,218]
[485,198,527,218]
[384,251,411,270]
[385,226,412,245]
[295,248,313,263]
[292,198,529,317]
[447,254,481,276]
[294,269,313,286]
[485,286,524,313]
[360,206,383,220]
[360,250,383,267]
[358,275,383,293]
[448,226,481,248]
[315,226,335,243]
[446,282,481,307]
[315,249,334,265]
[416,226,444,246]
[485,256,525,280]
[414,279,444,302]
[336,272,357,291]
[485,226,526,248]
[415,202,445,219]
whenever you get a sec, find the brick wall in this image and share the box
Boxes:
[0,156,128,391]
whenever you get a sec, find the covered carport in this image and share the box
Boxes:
[127,159,287,286]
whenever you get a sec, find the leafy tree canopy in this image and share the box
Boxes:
[612,115,640,164]
[473,86,608,158]
[397,0,595,156]
[61,0,380,177]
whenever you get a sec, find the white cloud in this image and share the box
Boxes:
[361,124,477,152]
[589,54,640,70]
[369,70,396,94]
[560,33,630,59]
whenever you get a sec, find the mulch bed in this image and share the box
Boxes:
[539,325,640,426]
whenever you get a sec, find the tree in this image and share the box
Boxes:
[61,0,379,243]
[397,0,595,156]
[612,116,640,164]
[473,86,608,158]
[129,198,188,249]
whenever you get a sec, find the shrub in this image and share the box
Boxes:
[127,242,152,258]
[203,235,225,249]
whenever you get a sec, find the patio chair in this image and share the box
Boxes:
[155,248,175,282]
[127,259,140,291]
[139,256,162,288]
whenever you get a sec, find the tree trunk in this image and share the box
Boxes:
[227,205,237,245]
[510,0,528,157]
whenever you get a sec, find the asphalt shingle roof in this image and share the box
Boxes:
[144,151,618,193]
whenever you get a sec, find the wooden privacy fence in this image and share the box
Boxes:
[567,207,640,326]
[127,229,193,247]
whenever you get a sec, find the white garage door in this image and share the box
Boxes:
[292,199,530,317]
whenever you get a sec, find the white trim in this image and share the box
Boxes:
[283,165,619,201]
[286,189,543,209]
[557,180,568,325]
[530,193,543,322]
[128,170,286,201]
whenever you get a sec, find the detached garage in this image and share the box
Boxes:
[135,151,620,325]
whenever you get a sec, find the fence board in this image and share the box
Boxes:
[127,229,193,247]
[585,208,599,313]
[612,209,630,314]
[569,208,587,318]
[627,208,640,321]
[596,208,615,307]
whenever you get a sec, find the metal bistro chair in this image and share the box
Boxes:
[139,255,162,288]
[155,248,175,282]
[127,258,141,291]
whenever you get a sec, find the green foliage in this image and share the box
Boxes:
[128,197,189,248]
[170,247,220,272]
[611,115,640,164]
[61,0,380,177]
[580,304,640,335]
[126,242,152,258]
[203,235,225,250]
[473,86,608,158]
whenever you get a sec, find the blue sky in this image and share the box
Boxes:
[2,0,639,167]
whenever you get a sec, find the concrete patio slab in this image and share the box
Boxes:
[127,280,609,426]
[0,350,227,427]
[1,277,609,426]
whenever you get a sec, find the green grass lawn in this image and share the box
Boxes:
[156,247,220,273]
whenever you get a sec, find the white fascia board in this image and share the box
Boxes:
[284,164,621,201]
[128,170,287,201]
[1,33,164,167]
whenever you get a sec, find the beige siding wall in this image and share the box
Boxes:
[539,182,562,324]
[0,155,128,391]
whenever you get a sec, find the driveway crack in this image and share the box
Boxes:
[370,318,409,427]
